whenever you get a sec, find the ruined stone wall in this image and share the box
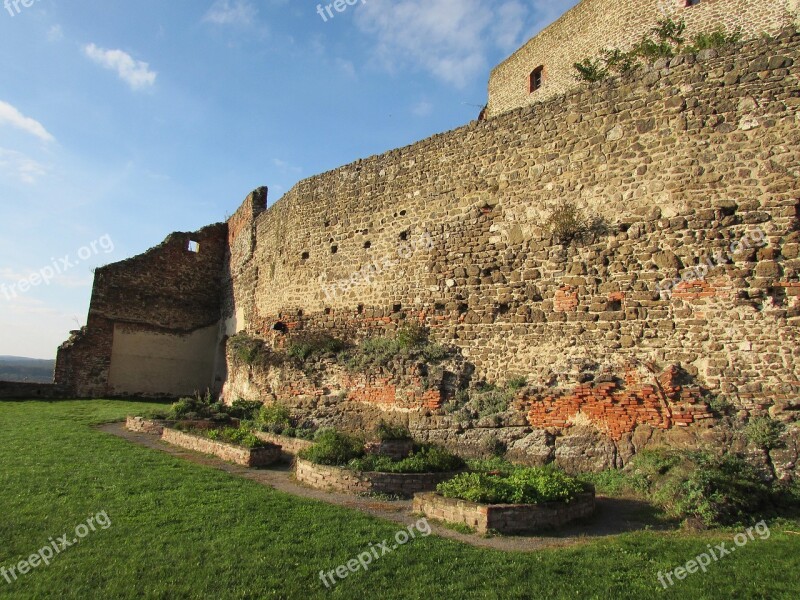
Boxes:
[225,32,800,430]
[487,0,797,117]
[56,224,228,397]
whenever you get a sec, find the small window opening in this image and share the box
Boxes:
[331,245,339,254]
[399,231,409,241]
[363,241,372,249]
[187,240,200,253]
[529,66,544,93]
[301,251,310,261]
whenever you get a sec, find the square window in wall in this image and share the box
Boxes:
[530,66,544,93]
[187,240,200,253]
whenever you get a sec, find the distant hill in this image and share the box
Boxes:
[0,356,55,383]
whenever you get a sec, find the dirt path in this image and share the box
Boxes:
[99,422,667,552]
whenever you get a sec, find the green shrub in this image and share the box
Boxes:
[287,334,346,362]
[256,404,293,434]
[573,58,609,82]
[466,457,519,476]
[226,399,263,421]
[375,421,412,441]
[547,200,589,244]
[168,391,228,422]
[686,27,743,52]
[344,325,449,371]
[349,445,464,474]
[627,450,773,526]
[228,333,281,369]
[299,429,364,466]
[437,466,585,505]
[190,426,268,449]
[507,377,527,391]
[744,417,785,451]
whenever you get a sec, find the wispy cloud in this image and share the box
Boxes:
[272,158,302,175]
[204,0,257,26]
[412,100,433,117]
[0,148,47,184]
[83,44,157,91]
[355,0,576,88]
[0,101,55,143]
[47,25,64,43]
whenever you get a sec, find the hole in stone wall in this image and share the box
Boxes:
[187,240,200,253]
[618,223,631,233]
[273,322,288,333]
[297,309,304,317]
[497,303,510,315]
[301,251,310,261]
[400,210,407,216]
[324,308,332,315]
[331,245,338,254]
[364,241,372,249]
[457,303,468,314]
[609,300,622,311]
[393,303,402,313]
[399,231,409,241]
[434,303,446,311]
[357,304,364,314]
[324,220,331,227]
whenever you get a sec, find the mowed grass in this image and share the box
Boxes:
[0,400,799,599]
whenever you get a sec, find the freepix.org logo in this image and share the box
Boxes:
[4,0,43,18]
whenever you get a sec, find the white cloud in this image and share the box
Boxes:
[272,158,301,175]
[0,148,47,184]
[83,44,157,91]
[0,101,55,143]
[204,0,257,26]
[412,100,433,117]
[47,25,64,43]
[355,0,577,88]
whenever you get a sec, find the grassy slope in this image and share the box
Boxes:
[0,400,798,600]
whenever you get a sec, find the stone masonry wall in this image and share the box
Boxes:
[56,224,228,397]
[487,0,798,117]
[225,32,800,429]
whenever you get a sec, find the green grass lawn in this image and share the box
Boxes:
[1,400,799,599]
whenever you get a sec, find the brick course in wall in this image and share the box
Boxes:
[412,491,596,535]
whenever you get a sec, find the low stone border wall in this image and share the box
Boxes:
[253,431,314,456]
[126,416,169,435]
[161,428,281,467]
[412,491,596,535]
[295,458,458,498]
[0,382,66,399]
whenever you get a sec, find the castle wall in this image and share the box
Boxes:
[225,32,800,418]
[487,0,796,117]
[55,223,228,397]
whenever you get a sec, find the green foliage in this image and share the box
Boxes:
[287,334,347,362]
[374,420,412,441]
[744,417,785,451]
[168,391,228,422]
[349,445,465,474]
[578,468,633,496]
[196,426,268,449]
[226,399,263,421]
[602,48,640,74]
[344,324,449,371]
[299,429,364,466]
[651,17,686,46]
[437,466,585,505]
[466,457,519,476]
[547,200,590,244]
[686,27,743,52]
[507,376,527,391]
[633,37,676,60]
[256,403,292,433]
[573,58,609,82]
[627,450,774,526]
[228,333,278,368]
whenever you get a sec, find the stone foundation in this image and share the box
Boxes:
[125,416,168,435]
[294,458,458,498]
[161,428,281,467]
[412,491,596,535]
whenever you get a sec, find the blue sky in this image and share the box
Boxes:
[0,0,577,359]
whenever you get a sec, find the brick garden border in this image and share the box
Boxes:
[294,458,459,498]
[253,431,314,457]
[161,427,281,467]
[412,491,596,535]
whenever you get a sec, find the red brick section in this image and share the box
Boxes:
[554,285,579,312]
[524,366,713,440]
[671,279,734,300]
[342,374,444,410]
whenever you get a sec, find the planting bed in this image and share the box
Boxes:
[161,427,281,467]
